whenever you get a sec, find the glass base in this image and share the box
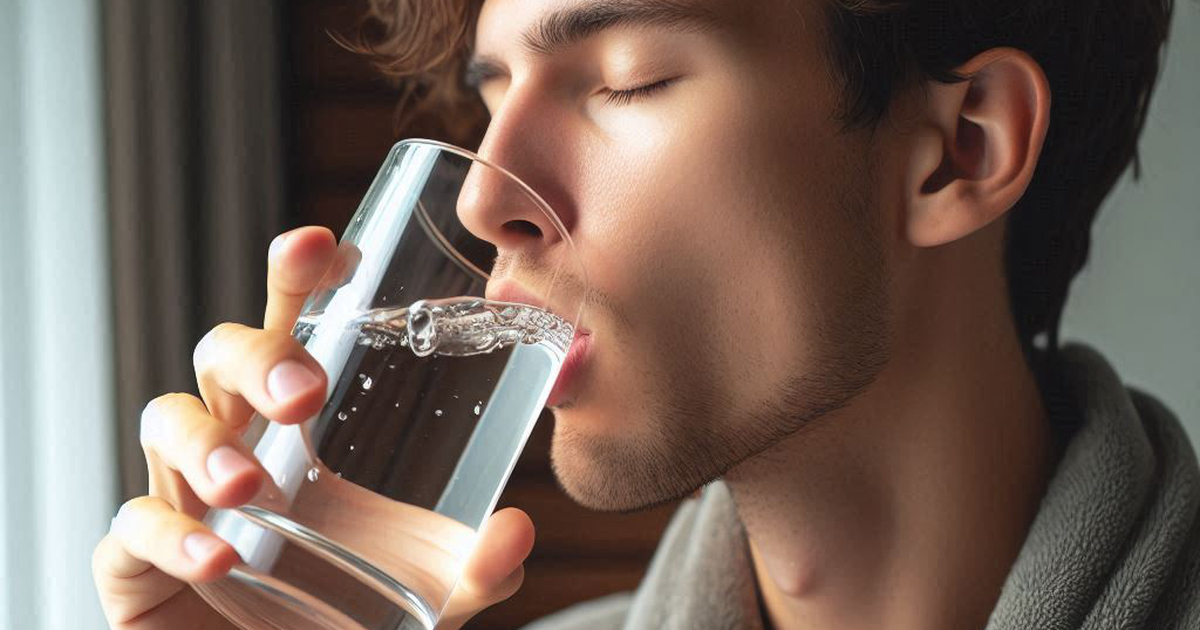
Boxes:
[193,507,437,630]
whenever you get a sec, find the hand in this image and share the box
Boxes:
[91,226,534,629]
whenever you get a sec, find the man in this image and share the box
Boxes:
[94,0,1199,629]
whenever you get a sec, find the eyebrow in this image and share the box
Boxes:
[464,0,719,89]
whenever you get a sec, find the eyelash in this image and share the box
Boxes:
[602,78,677,106]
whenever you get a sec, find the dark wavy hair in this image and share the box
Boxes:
[344,0,1173,360]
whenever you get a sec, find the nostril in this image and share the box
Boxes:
[504,219,542,238]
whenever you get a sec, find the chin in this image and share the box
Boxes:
[546,413,709,514]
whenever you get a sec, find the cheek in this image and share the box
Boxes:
[569,52,874,411]
[573,162,815,415]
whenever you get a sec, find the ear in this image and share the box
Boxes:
[904,48,1050,247]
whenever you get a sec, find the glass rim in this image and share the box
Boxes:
[396,137,589,329]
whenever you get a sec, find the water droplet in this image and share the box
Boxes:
[362,376,373,390]
[434,409,443,417]
[336,472,343,478]
[452,394,459,399]
[351,406,357,412]
[388,364,396,369]
[394,402,400,407]
[278,473,287,486]
[473,403,482,416]
[307,467,320,482]
[349,444,355,451]
[337,411,348,421]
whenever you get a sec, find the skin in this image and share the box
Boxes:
[93,0,1056,628]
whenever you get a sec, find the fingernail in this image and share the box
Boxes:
[268,232,290,263]
[183,532,224,563]
[206,445,256,485]
[267,360,321,403]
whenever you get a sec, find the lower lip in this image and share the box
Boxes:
[546,332,591,408]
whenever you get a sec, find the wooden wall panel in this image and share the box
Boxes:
[282,2,679,628]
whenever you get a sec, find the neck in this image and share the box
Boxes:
[723,235,1055,630]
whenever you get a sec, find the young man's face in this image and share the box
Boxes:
[468,0,895,511]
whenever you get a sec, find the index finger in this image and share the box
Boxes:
[264,226,338,332]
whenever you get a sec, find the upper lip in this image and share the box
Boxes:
[485,278,590,335]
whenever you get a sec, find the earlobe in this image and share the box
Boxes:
[904,48,1051,248]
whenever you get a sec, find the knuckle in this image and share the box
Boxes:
[141,393,200,449]
[123,495,162,516]
[193,322,247,371]
[111,496,155,538]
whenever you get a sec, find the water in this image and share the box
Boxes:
[193,298,571,630]
[292,297,573,359]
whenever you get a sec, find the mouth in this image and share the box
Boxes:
[547,331,591,408]
[484,278,591,408]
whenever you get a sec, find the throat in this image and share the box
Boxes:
[724,350,1054,630]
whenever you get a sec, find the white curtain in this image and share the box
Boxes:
[0,0,116,628]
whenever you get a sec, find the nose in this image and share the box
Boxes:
[455,91,571,253]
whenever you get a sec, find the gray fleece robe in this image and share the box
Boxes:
[522,344,1200,630]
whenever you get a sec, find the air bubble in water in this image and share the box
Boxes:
[307,467,320,482]
[337,411,348,421]
[434,409,443,417]
[407,301,438,357]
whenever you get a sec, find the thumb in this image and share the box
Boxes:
[436,507,535,629]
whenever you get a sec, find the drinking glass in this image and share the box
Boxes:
[191,139,586,630]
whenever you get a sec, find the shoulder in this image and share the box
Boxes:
[1130,388,1200,628]
[519,592,635,630]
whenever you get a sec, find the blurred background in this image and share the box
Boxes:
[0,0,1195,628]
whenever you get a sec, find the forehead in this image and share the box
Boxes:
[472,0,767,55]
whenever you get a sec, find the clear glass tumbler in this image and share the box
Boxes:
[192,139,586,630]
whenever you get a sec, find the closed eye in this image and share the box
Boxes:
[602,77,678,106]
